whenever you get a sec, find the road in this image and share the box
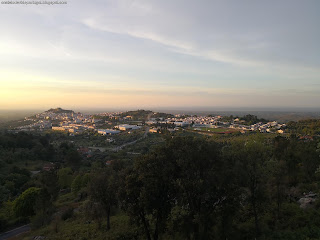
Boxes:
[0,225,30,240]
[111,127,149,152]
[143,126,149,138]
[112,115,151,152]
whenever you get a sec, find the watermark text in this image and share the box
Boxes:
[1,1,67,5]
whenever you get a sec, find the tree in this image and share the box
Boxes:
[233,136,270,238]
[89,169,117,230]
[39,170,59,201]
[13,187,41,218]
[119,136,239,240]
[31,189,54,228]
[65,149,81,169]
[119,149,176,240]
[71,173,90,193]
[270,136,290,219]
[167,137,231,240]
[58,167,73,189]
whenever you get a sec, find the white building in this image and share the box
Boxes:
[52,126,66,131]
[97,129,120,135]
[149,128,159,133]
[174,122,189,127]
[116,124,141,131]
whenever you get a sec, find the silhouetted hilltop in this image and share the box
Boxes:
[45,107,74,114]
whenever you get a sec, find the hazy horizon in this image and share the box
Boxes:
[1,106,320,112]
[1,0,320,109]
[1,106,319,115]
[1,107,319,124]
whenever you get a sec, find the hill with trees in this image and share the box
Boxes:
[46,108,74,114]
[119,110,152,120]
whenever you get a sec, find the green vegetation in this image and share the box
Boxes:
[0,119,320,239]
[240,114,268,125]
[120,109,152,120]
[13,187,41,218]
[286,119,320,135]
[220,114,268,125]
[152,112,174,119]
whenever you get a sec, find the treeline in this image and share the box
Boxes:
[152,112,175,119]
[0,131,83,231]
[120,110,152,120]
[87,135,320,240]
[1,132,320,239]
[0,132,55,205]
[286,119,320,135]
[240,114,269,125]
[220,114,269,125]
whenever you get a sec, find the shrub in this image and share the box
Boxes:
[61,207,74,221]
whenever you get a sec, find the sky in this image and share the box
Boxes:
[0,0,320,110]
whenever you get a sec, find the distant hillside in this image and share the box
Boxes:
[286,119,320,135]
[152,112,174,119]
[120,109,152,120]
[46,107,74,114]
[0,110,39,123]
[266,113,320,123]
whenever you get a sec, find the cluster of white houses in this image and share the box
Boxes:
[51,124,142,135]
[229,121,285,133]
[97,125,141,135]
[147,115,286,134]
[16,120,52,131]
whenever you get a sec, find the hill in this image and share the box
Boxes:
[46,108,74,114]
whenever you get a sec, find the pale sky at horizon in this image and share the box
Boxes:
[0,0,320,110]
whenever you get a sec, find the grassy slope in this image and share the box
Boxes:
[16,191,140,240]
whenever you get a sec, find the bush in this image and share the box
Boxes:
[0,214,7,232]
[61,207,74,221]
[13,187,41,217]
[31,212,52,229]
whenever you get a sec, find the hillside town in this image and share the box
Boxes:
[14,108,286,135]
